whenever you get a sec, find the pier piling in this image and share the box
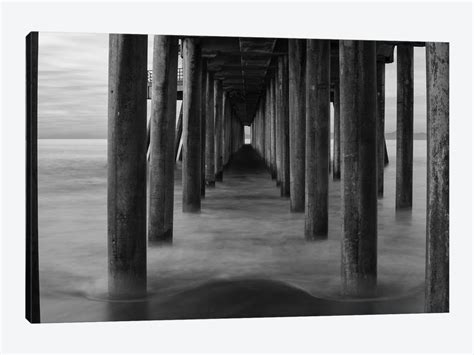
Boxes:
[148,35,178,243]
[425,42,449,313]
[108,34,148,298]
[332,77,341,181]
[304,39,330,240]
[288,39,306,212]
[214,79,223,181]
[182,37,202,213]
[205,71,215,187]
[200,60,207,197]
[396,44,414,209]
[376,56,386,197]
[278,55,290,197]
[340,40,378,297]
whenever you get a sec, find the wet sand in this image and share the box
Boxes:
[38,140,427,323]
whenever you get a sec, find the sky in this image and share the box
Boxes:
[38,32,427,139]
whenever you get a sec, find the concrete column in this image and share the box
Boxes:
[265,85,271,169]
[279,55,290,197]
[260,103,266,159]
[223,91,230,166]
[26,31,40,323]
[232,114,237,153]
[376,58,386,197]
[261,103,265,156]
[256,109,259,148]
[333,80,341,180]
[275,68,282,186]
[255,110,259,152]
[251,121,255,148]
[328,120,332,175]
[148,35,178,244]
[305,39,330,240]
[340,40,377,297]
[270,75,277,179]
[200,60,206,197]
[108,34,148,298]
[288,39,306,212]
[227,98,231,160]
[396,44,414,209]
[256,106,260,153]
[205,71,215,187]
[182,37,202,213]
[230,113,235,153]
[252,109,260,153]
[261,98,266,160]
[425,42,449,313]
[256,103,260,154]
[214,79,223,181]
[269,79,273,171]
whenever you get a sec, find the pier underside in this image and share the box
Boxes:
[27,34,448,323]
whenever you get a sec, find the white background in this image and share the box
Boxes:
[1,1,472,353]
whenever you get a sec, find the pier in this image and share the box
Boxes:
[26,33,449,322]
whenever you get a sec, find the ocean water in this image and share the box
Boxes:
[38,139,427,322]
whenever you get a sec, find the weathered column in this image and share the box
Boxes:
[200,60,206,197]
[279,55,290,197]
[252,121,256,148]
[148,35,178,244]
[205,71,215,187]
[255,109,260,153]
[232,114,237,153]
[261,98,266,160]
[288,39,306,211]
[223,91,230,166]
[182,37,202,213]
[305,39,330,240]
[275,68,282,186]
[256,103,260,154]
[108,34,148,298]
[265,80,272,176]
[229,99,234,160]
[340,40,377,297]
[376,56,386,197]
[396,44,414,209]
[270,75,277,179]
[332,79,341,180]
[273,76,278,180]
[261,101,265,156]
[230,112,235,153]
[425,42,449,313]
[26,31,40,323]
[265,85,271,170]
[214,79,223,181]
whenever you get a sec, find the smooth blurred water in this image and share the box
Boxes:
[38,139,427,322]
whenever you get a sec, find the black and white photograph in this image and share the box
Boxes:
[26,32,449,323]
[2,1,472,353]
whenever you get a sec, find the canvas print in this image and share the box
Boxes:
[25,32,449,323]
